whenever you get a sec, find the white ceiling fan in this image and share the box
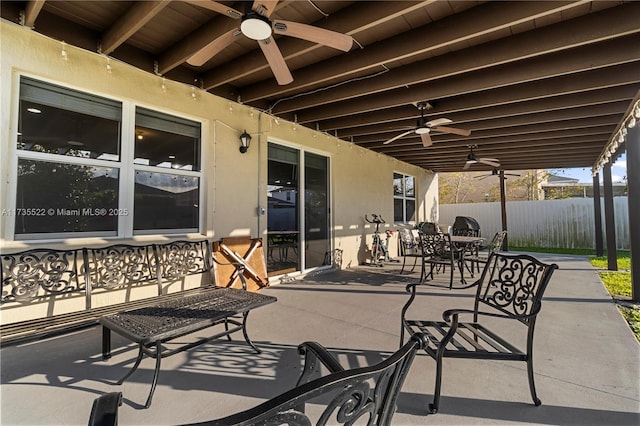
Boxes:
[182,0,354,85]
[383,101,471,147]
[464,145,500,170]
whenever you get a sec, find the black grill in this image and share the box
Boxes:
[452,216,481,237]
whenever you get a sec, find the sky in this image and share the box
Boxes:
[546,153,627,184]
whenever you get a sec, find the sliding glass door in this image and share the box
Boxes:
[304,152,330,268]
[267,144,330,276]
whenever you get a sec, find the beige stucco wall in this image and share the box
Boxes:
[0,20,438,275]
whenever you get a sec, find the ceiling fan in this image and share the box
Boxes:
[474,168,520,181]
[463,145,500,170]
[383,101,471,147]
[183,0,354,85]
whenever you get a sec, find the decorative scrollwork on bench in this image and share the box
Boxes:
[85,245,156,289]
[155,240,210,282]
[1,249,81,303]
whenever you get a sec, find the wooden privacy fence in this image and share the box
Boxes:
[439,197,629,250]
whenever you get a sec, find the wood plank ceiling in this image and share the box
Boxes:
[4,0,639,173]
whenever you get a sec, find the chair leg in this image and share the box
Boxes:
[527,356,542,406]
[429,353,444,414]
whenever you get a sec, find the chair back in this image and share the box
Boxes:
[398,228,419,256]
[420,233,453,258]
[487,230,507,253]
[474,252,558,325]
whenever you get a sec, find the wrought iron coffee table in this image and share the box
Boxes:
[100,286,277,408]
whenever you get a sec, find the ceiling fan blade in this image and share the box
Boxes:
[421,132,433,147]
[433,125,471,137]
[258,36,293,85]
[252,0,279,17]
[479,159,501,168]
[383,130,414,145]
[187,28,240,66]
[181,0,242,19]
[463,161,473,170]
[426,118,452,127]
[273,20,353,52]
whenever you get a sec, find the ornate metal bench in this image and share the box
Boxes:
[400,252,558,414]
[88,333,429,426]
[0,240,269,346]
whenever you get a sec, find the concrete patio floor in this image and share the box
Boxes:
[1,252,639,425]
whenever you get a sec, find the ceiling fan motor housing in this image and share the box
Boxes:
[241,11,272,40]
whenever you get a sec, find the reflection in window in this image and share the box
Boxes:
[15,159,118,235]
[18,77,121,161]
[393,172,416,223]
[134,108,200,170]
[133,172,199,231]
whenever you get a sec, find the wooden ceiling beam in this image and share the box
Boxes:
[240,0,590,102]
[100,0,171,55]
[320,84,638,131]
[284,36,640,119]
[383,137,609,159]
[355,115,620,146]
[296,61,640,123]
[23,0,45,27]
[263,3,640,110]
[365,126,616,153]
[338,98,629,139]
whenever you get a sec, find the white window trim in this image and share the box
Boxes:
[394,171,416,224]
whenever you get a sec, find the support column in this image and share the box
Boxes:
[593,172,604,257]
[499,170,508,251]
[626,123,639,301]
[602,163,617,271]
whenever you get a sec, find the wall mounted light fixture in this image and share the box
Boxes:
[239,130,252,153]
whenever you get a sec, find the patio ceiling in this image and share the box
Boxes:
[3,0,639,173]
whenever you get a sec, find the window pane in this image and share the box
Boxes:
[134,108,200,171]
[394,198,404,222]
[15,159,119,235]
[133,171,199,231]
[393,173,403,196]
[405,176,415,197]
[406,199,416,222]
[18,101,121,161]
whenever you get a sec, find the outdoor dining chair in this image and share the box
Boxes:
[400,252,558,414]
[419,232,466,289]
[470,230,508,272]
[397,228,423,274]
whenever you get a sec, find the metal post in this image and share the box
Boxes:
[592,172,604,257]
[499,170,508,251]
[602,163,617,271]
[626,123,639,302]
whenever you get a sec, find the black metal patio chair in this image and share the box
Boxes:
[418,232,466,288]
[397,228,422,274]
[400,252,558,414]
[88,333,429,426]
[469,230,508,272]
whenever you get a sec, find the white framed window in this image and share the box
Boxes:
[393,172,416,223]
[13,76,202,240]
